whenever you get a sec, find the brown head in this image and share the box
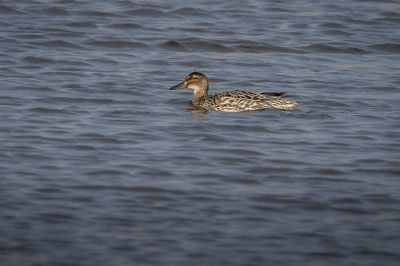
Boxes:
[169,72,209,95]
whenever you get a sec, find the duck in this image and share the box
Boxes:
[169,72,297,112]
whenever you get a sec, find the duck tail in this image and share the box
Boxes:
[262,92,286,97]
[268,98,298,110]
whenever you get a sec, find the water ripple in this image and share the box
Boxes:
[79,10,124,18]
[0,4,20,14]
[160,40,190,52]
[369,43,400,53]
[107,23,144,30]
[171,7,209,16]
[299,44,369,54]
[123,8,168,17]
[22,56,55,64]
[85,40,148,49]
[70,185,187,195]
[236,43,304,53]
[30,40,84,49]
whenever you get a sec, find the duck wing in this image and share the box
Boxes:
[212,91,286,100]
[205,91,296,111]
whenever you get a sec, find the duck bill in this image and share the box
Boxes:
[169,81,185,90]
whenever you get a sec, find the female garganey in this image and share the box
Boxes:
[169,72,297,112]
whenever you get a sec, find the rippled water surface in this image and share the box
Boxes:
[1,0,400,265]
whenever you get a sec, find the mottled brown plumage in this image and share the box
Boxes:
[169,72,297,112]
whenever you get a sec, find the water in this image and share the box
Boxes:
[1,0,400,265]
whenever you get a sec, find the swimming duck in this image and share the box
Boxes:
[169,72,297,112]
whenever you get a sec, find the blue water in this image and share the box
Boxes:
[1,1,400,265]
